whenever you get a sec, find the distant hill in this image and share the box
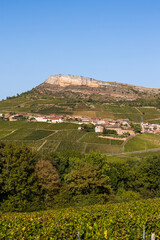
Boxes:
[0,74,160,121]
[35,74,160,101]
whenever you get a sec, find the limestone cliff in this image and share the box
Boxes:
[35,74,160,101]
[45,74,109,87]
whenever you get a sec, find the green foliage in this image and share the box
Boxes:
[24,130,53,140]
[64,162,111,195]
[130,122,142,133]
[35,159,60,207]
[81,123,95,132]
[0,143,62,211]
[1,199,160,239]
[107,161,135,192]
[135,155,160,197]
[0,143,43,211]
[115,188,141,202]
[1,140,160,213]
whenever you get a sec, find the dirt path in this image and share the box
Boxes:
[77,132,88,142]
[82,143,88,153]
[37,140,47,151]
[135,107,143,115]
[98,136,126,141]
[108,147,160,156]
[147,117,160,121]
[1,129,17,138]
[54,141,61,152]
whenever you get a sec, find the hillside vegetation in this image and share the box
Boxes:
[1,141,160,211]
[1,94,160,122]
[1,121,160,154]
[1,199,160,239]
[0,74,160,120]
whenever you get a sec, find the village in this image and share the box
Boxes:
[1,112,160,137]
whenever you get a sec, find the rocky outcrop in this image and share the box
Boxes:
[45,74,110,88]
[35,74,160,101]
[44,74,159,93]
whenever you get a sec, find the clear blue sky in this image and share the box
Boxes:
[1,0,160,100]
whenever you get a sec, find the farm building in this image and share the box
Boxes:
[95,125,104,133]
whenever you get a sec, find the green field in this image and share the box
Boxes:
[46,122,79,130]
[1,121,160,154]
[138,107,160,121]
[79,132,124,145]
[2,128,35,140]
[0,130,13,138]
[85,143,123,154]
[73,105,160,122]
[56,140,86,153]
[24,130,53,140]
[41,140,61,152]
[1,198,160,239]
[0,121,123,153]
[124,133,160,152]
[47,129,85,141]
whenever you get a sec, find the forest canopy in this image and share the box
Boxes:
[0,142,160,211]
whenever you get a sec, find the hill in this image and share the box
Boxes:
[0,74,160,120]
[35,74,160,104]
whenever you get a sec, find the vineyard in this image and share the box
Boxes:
[0,199,160,239]
[1,121,160,154]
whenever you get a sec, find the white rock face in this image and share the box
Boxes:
[45,74,109,87]
[44,74,159,93]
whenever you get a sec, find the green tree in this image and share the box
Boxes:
[107,162,135,192]
[63,162,112,205]
[130,123,142,133]
[0,144,42,211]
[81,123,95,132]
[35,159,60,207]
[135,155,160,197]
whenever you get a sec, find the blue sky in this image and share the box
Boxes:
[1,0,160,100]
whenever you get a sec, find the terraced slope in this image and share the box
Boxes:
[1,121,160,154]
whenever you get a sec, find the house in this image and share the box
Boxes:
[155,131,160,135]
[119,119,130,126]
[105,126,135,136]
[96,119,105,125]
[9,115,23,121]
[3,113,10,120]
[95,125,104,133]
[49,117,63,123]
[35,117,48,122]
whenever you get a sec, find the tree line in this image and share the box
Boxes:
[0,142,160,211]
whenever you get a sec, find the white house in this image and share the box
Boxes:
[35,117,48,122]
[95,125,104,133]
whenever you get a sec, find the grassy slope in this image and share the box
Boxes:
[124,133,160,152]
[1,121,160,154]
[0,121,122,154]
[1,95,160,122]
